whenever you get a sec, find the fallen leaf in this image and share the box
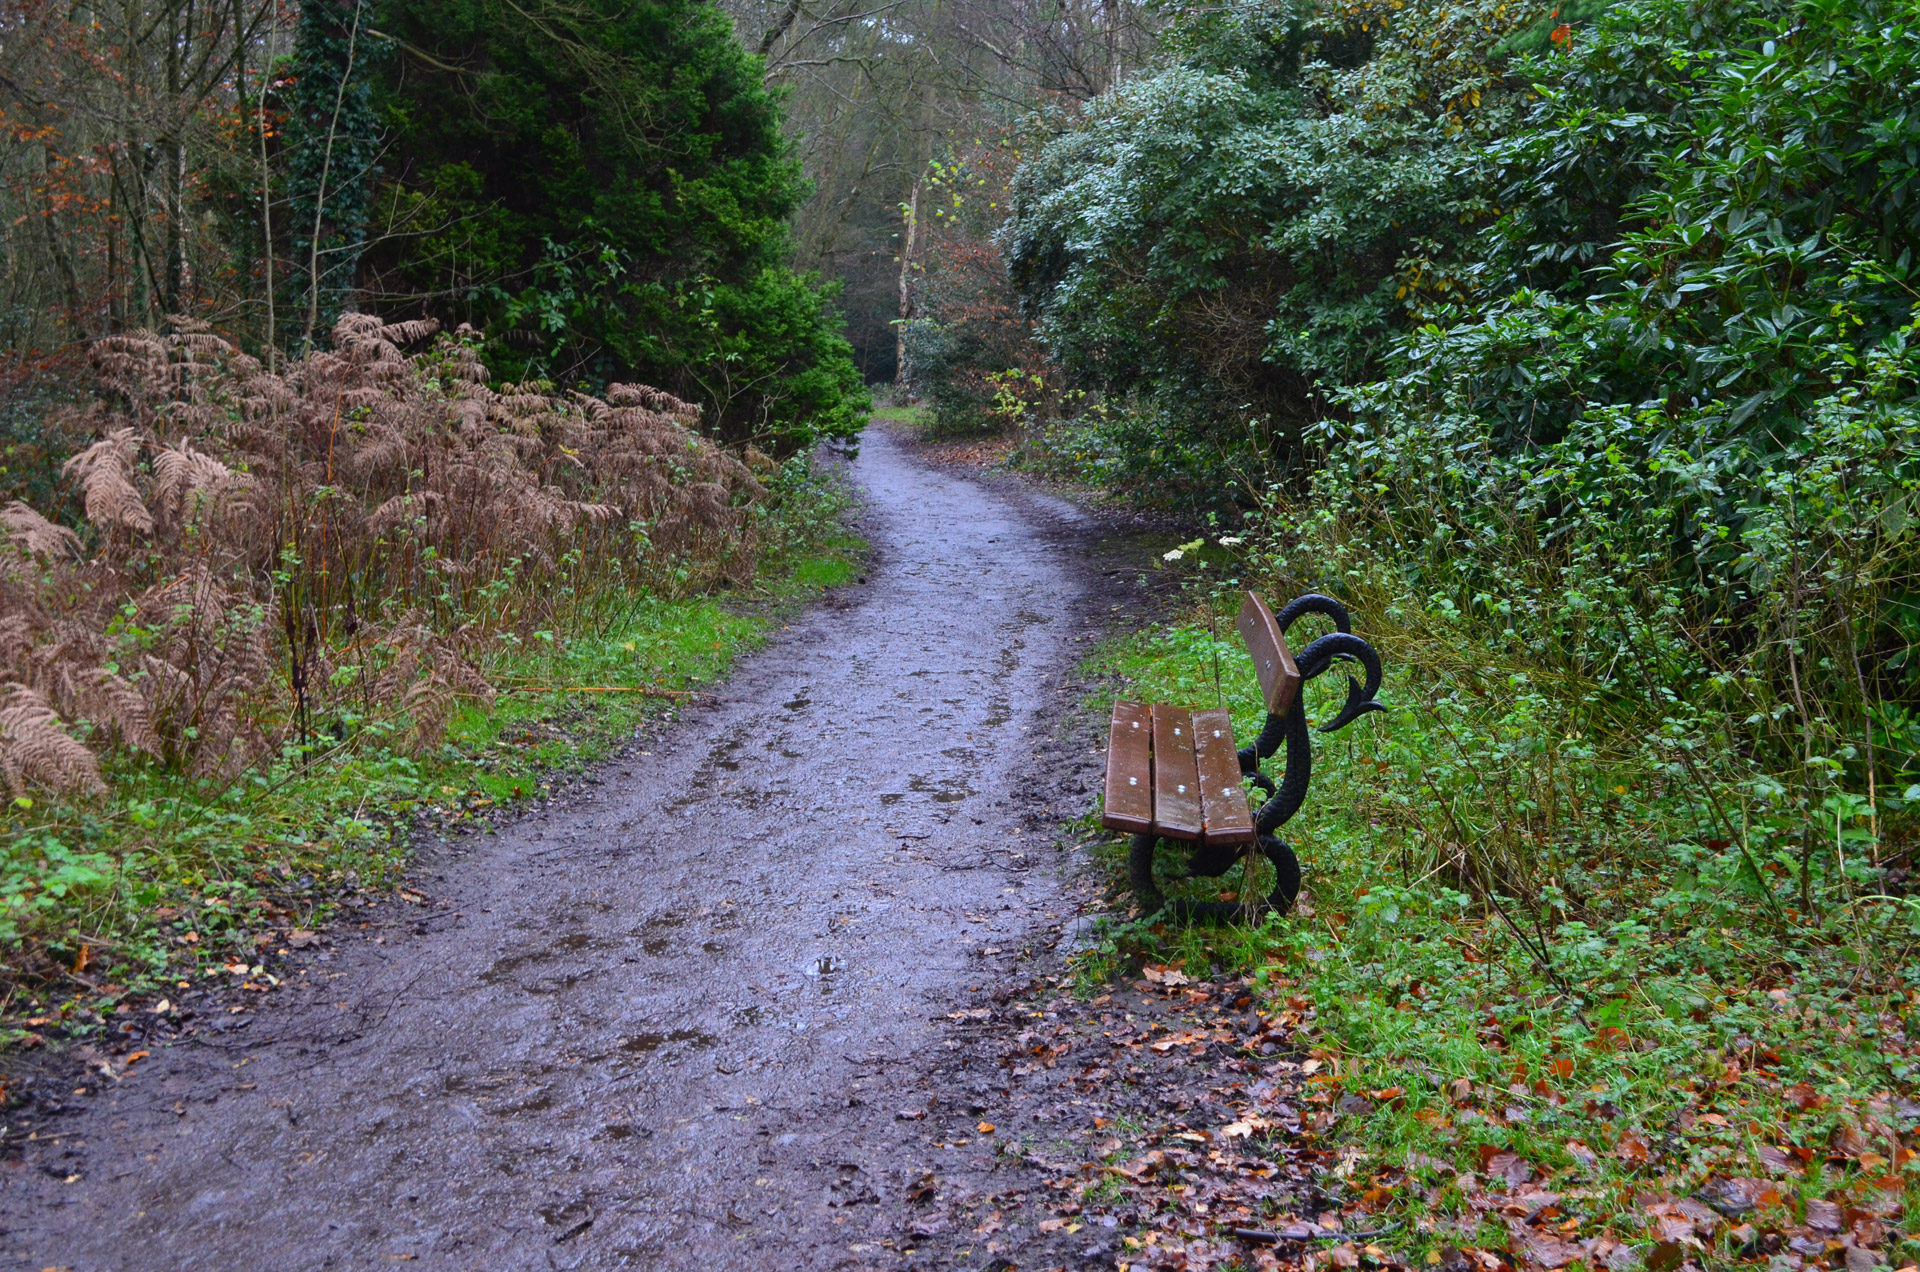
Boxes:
[977,1122,995,1135]
[1329,1243,1360,1269]
[1786,1083,1827,1111]
[1142,963,1189,986]
[906,1172,936,1203]
[1039,1217,1072,1233]
[1486,1151,1534,1186]
[287,929,320,949]
[124,1050,150,1065]
[1615,1132,1651,1165]
[895,1109,926,1121]
[1831,1124,1869,1157]
[1565,1139,1598,1167]
[1109,1155,1161,1181]
[1672,1198,1720,1233]
[1806,1198,1843,1232]
[1851,1216,1887,1248]
[1523,1233,1581,1268]
[1757,1144,1802,1175]
[149,998,172,1015]
[398,889,425,904]
[1645,1241,1686,1272]
[1698,1177,1763,1217]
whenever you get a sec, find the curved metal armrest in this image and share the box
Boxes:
[1236,710,1290,775]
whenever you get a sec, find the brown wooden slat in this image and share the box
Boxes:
[1192,708,1255,845]
[1236,591,1302,717]
[1102,701,1155,836]
[1150,703,1203,841]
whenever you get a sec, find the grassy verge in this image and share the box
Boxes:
[0,461,862,1048]
[870,404,934,428]
[1069,601,1920,1272]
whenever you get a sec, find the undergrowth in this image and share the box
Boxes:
[1072,585,1920,1271]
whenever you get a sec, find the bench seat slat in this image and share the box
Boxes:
[1102,700,1154,835]
[1150,704,1203,841]
[1192,708,1255,844]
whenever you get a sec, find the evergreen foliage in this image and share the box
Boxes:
[363,0,867,447]
[1002,0,1541,475]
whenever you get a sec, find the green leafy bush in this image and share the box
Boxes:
[1276,0,1920,878]
[1002,0,1539,473]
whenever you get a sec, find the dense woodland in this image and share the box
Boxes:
[2,0,1918,1265]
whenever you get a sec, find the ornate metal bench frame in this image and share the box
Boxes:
[1102,592,1384,922]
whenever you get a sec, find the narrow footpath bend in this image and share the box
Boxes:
[7,427,1110,1271]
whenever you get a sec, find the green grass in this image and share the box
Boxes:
[1070,608,1920,1268]
[869,404,932,427]
[0,481,863,1045]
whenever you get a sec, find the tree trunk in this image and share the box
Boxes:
[894,175,921,389]
[163,0,184,318]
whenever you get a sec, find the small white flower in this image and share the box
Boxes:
[1163,548,1185,561]
[1218,535,1245,547]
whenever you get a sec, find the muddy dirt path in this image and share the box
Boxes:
[6,428,1127,1271]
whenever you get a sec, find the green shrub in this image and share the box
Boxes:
[363,0,867,449]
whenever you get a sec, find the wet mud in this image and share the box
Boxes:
[3,427,1157,1270]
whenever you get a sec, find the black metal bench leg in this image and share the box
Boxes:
[1128,832,1301,924]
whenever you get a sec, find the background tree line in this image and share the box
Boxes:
[0,0,876,488]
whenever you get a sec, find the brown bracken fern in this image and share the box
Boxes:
[0,315,762,795]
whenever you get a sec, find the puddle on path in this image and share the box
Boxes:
[908,774,972,803]
[622,1029,716,1054]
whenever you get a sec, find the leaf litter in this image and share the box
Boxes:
[896,961,1917,1272]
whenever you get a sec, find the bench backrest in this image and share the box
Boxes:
[1235,591,1302,717]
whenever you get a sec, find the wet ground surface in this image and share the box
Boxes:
[2,426,1164,1271]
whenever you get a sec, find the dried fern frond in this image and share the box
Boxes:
[379,317,442,346]
[62,428,155,537]
[331,313,385,342]
[0,684,106,797]
[41,314,764,792]
[0,502,82,560]
[151,441,249,535]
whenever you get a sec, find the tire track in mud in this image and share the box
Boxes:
[5,426,1133,1270]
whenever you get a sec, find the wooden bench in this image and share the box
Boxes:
[1101,590,1383,921]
